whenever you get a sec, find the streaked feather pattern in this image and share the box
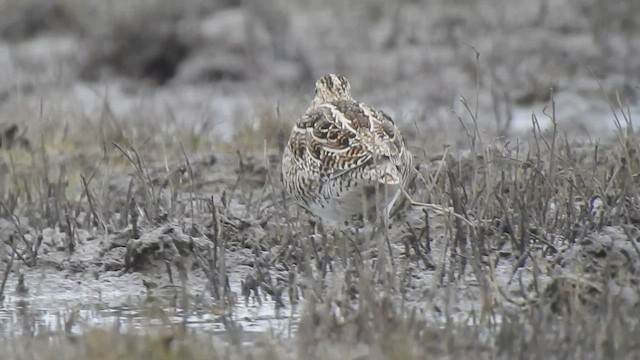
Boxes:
[282,74,412,224]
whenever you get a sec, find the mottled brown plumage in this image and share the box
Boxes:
[282,74,412,225]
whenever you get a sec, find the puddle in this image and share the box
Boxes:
[0,273,300,340]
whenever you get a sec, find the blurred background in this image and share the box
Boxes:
[0,0,638,153]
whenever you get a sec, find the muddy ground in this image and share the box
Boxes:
[1,0,640,359]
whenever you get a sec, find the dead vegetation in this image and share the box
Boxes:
[1,85,639,359]
[1,0,640,359]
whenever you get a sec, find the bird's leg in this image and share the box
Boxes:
[316,219,337,277]
[373,185,396,286]
[308,219,325,272]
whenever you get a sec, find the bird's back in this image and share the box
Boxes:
[282,74,412,225]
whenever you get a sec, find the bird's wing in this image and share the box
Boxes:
[287,100,409,184]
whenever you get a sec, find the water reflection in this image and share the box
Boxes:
[0,284,299,341]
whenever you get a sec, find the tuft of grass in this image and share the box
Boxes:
[230,105,292,154]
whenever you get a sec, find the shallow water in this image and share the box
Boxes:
[0,273,300,340]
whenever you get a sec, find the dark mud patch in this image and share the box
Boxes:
[0,0,82,42]
[81,25,191,85]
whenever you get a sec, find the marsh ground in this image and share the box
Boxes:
[1,0,640,359]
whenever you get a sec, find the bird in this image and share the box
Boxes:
[281,74,413,229]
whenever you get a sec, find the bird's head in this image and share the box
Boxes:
[310,74,352,108]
